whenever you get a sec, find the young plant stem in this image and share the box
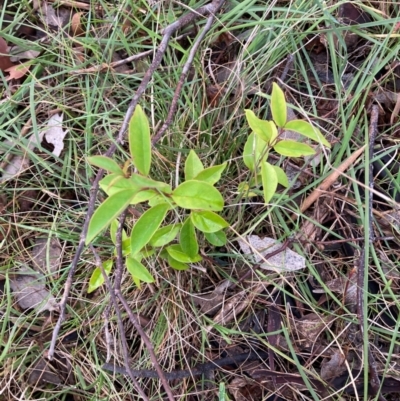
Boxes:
[90,244,150,401]
[113,211,175,401]
[48,0,226,360]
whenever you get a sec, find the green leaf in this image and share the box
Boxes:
[180,217,198,258]
[243,133,269,172]
[191,211,229,233]
[87,156,124,175]
[86,189,138,244]
[166,244,202,263]
[185,150,204,180]
[130,189,157,205]
[261,161,278,203]
[126,256,154,284]
[148,193,172,207]
[204,230,227,246]
[129,105,151,175]
[99,175,139,196]
[172,180,224,211]
[193,163,227,185]
[130,203,169,255]
[271,165,289,187]
[88,259,113,293]
[284,120,331,148]
[150,224,182,247]
[274,140,316,157]
[167,255,189,270]
[245,110,278,144]
[271,83,287,127]
[130,174,172,193]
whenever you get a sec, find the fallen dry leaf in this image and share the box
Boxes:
[71,12,84,36]
[9,266,58,312]
[31,237,63,276]
[0,113,67,182]
[321,350,346,381]
[10,47,41,62]
[43,113,68,157]
[238,235,305,272]
[0,36,15,71]
[5,63,31,80]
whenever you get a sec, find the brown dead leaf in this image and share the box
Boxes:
[0,36,15,71]
[291,313,333,348]
[71,12,84,36]
[9,267,58,312]
[31,237,63,276]
[191,280,231,315]
[28,352,74,386]
[5,63,31,80]
[321,350,346,381]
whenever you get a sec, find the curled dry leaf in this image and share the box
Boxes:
[43,113,68,157]
[9,266,58,312]
[71,12,84,36]
[238,235,305,272]
[0,113,67,182]
[5,63,31,80]
[321,350,346,381]
[191,279,232,315]
[31,237,63,276]
[291,312,334,348]
[0,36,15,71]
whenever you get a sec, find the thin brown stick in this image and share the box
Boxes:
[90,244,150,401]
[153,14,216,144]
[113,212,175,401]
[49,0,226,359]
[294,145,366,219]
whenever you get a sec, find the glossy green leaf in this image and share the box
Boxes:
[172,180,224,211]
[204,230,227,246]
[130,174,172,193]
[185,150,204,180]
[130,203,169,255]
[284,120,331,148]
[150,224,181,247]
[100,175,139,196]
[130,189,157,205]
[271,83,287,127]
[86,189,138,244]
[243,133,269,172]
[87,156,124,175]
[193,163,227,185]
[88,259,113,293]
[167,255,189,270]
[129,105,151,175]
[180,217,198,258]
[191,211,229,233]
[271,165,289,188]
[166,244,202,263]
[274,140,316,157]
[261,161,278,203]
[245,110,278,144]
[237,181,258,198]
[148,193,172,207]
[126,256,154,283]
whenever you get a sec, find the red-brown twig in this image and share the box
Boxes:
[153,14,217,144]
[90,244,150,401]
